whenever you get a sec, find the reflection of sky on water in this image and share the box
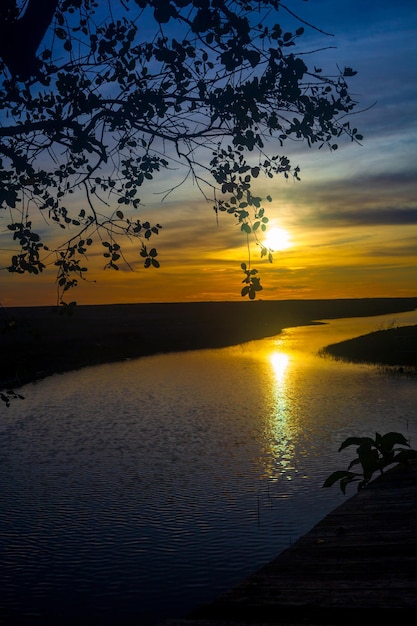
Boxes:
[1,309,417,625]
[255,307,417,486]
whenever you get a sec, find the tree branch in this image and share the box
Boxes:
[0,0,59,78]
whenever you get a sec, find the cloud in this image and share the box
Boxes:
[305,207,417,228]
[365,237,417,258]
[272,168,417,229]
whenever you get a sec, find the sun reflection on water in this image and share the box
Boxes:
[270,351,289,384]
[260,348,297,482]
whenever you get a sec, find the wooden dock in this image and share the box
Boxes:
[162,461,417,624]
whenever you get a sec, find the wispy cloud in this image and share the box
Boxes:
[302,207,417,228]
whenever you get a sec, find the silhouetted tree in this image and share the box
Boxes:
[0,0,362,304]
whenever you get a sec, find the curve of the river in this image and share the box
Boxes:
[1,309,416,625]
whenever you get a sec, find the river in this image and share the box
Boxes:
[1,309,416,625]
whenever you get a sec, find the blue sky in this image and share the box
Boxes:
[136,0,417,304]
[1,0,416,305]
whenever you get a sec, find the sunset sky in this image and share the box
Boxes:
[1,0,416,307]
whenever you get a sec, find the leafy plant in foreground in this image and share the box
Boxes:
[323,431,417,494]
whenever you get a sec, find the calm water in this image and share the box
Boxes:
[1,310,416,625]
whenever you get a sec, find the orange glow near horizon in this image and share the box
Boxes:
[2,140,416,307]
[1,121,416,308]
[1,195,416,307]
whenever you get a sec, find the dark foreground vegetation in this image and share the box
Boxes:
[323,324,417,371]
[1,298,417,391]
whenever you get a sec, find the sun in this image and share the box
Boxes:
[263,227,292,251]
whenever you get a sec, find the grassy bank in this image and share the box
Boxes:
[322,324,417,371]
[1,298,417,390]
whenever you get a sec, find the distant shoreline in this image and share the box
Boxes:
[1,297,417,391]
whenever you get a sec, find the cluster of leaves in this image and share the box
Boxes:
[323,432,417,494]
[0,0,362,304]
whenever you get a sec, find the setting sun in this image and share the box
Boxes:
[263,227,292,252]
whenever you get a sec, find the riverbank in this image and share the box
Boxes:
[1,297,417,390]
[322,324,417,371]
